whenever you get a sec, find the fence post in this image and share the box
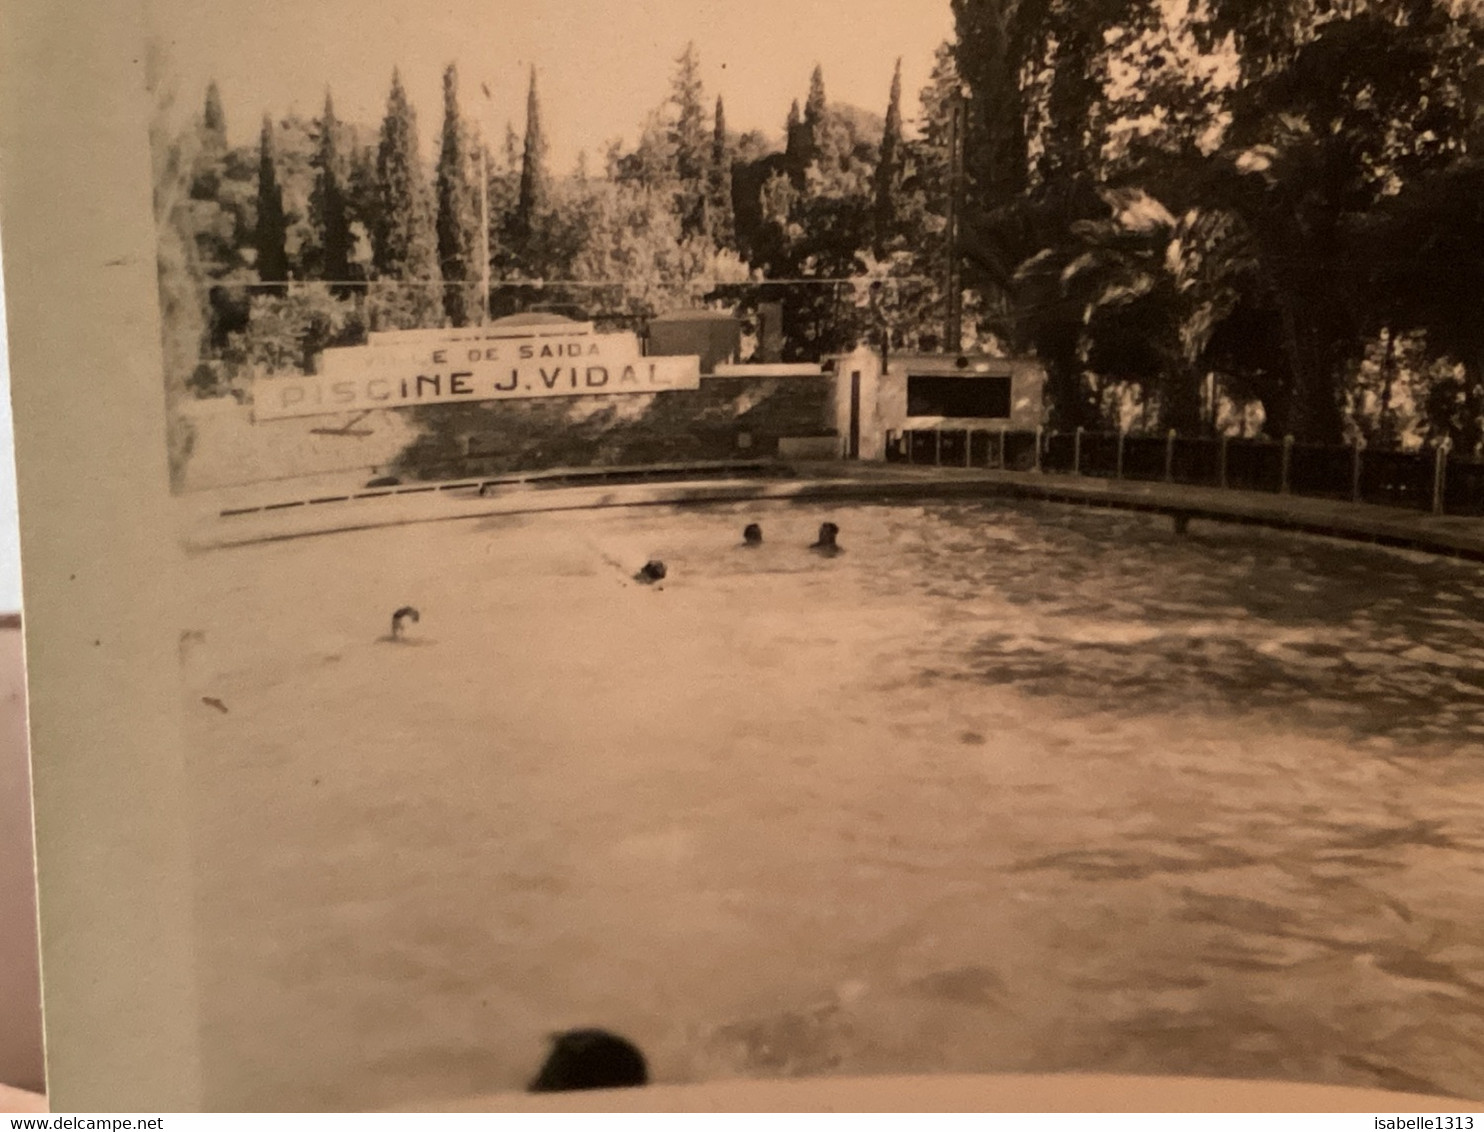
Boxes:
[1074,426,1084,476]
[906,430,915,465]
[1351,435,1364,504]
[965,429,974,468]
[934,428,942,466]
[1034,426,1044,473]
[1434,438,1452,516]
[1280,434,1294,494]
[1219,434,1229,490]
[999,426,1008,470]
[1164,429,1177,482]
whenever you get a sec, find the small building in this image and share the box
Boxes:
[646,310,743,375]
[827,349,1046,462]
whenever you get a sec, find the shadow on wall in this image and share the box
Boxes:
[389,376,839,480]
[0,621,42,1094]
[176,399,419,493]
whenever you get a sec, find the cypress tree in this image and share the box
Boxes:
[373,69,439,282]
[803,64,827,162]
[255,114,289,291]
[436,63,480,325]
[202,81,228,155]
[785,98,806,164]
[503,121,521,175]
[708,94,736,248]
[872,59,904,257]
[312,90,352,286]
[669,42,709,239]
[950,0,1031,209]
[515,67,548,245]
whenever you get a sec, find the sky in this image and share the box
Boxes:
[145,0,956,172]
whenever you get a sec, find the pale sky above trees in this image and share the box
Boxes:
[147,0,955,172]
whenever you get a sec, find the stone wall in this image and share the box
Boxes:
[178,398,418,492]
[392,373,839,479]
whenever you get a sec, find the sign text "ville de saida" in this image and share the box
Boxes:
[252,331,702,421]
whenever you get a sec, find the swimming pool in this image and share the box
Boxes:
[179,498,1484,1109]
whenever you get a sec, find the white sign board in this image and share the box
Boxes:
[252,330,701,421]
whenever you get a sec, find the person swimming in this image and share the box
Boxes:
[634,560,667,584]
[743,523,763,547]
[810,522,842,555]
[390,606,420,639]
[528,1029,649,1093]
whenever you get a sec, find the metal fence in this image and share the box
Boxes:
[886,427,1468,516]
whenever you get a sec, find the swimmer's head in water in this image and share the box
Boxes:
[814,522,839,547]
[528,1029,649,1093]
[743,523,763,546]
[635,560,667,583]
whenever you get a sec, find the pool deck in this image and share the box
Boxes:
[181,461,1484,561]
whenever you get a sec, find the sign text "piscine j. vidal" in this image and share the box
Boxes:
[252,330,702,421]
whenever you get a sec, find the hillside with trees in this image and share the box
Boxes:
[156,3,1484,458]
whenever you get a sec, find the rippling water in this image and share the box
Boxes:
[660,500,1484,1099]
[880,502,1484,754]
[186,497,1484,1107]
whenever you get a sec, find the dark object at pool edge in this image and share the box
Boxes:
[744,523,763,546]
[529,1029,649,1093]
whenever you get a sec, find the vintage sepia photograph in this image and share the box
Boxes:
[99,0,1484,1111]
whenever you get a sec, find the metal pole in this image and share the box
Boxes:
[1351,435,1364,504]
[1074,427,1084,476]
[1281,434,1294,495]
[944,94,965,353]
[479,146,490,326]
[934,429,942,466]
[999,426,1007,470]
[1116,431,1125,480]
[1034,426,1043,473]
[965,430,973,469]
[1434,440,1451,515]
[1165,429,1177,483]
[1219,434,1229,490]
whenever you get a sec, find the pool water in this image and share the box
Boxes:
[180,499,1484,1110]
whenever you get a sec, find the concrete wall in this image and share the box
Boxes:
[180,355,1045,489]
[178,398,418,492]
[395,370,839,477]
[830,348,887,461]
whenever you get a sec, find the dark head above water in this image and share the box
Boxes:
[743,523,763,546]
[528,1029,649,1093]
[635,560,667,584]
[390,606,420,638]
[810,522,841,554]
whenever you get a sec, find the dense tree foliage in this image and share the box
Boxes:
[951,0,1484,445]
